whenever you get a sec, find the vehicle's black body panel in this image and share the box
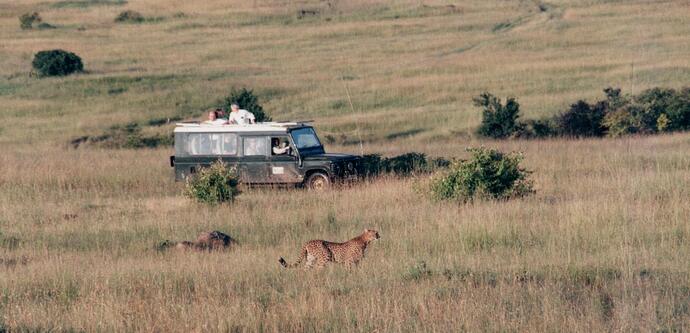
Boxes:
[171,125,362,186]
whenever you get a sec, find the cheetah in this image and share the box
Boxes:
[279,229,381,269]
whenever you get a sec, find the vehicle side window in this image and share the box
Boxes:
[271,136,292,156]
[221,134,238,155]
[186,133,237,156]
[243,136,269,156]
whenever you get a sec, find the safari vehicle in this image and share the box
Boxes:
[170,122,363,190]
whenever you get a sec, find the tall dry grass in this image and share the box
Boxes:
[1,0,689,331]
[1,133,689,331]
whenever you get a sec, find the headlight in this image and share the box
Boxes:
[347,162,354,171]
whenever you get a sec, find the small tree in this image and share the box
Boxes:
[31,49,83,77]
[430,147,534,202]
[474,93,520,139]
[184,160,240,204]
[19,12,41,30]
[221,88,271,122]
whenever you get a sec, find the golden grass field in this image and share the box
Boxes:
[1,0,689,331]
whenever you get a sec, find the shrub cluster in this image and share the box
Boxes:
[115,10,145,23]
[184,160,240,204]
[361,152,450,177]
[31,49,83,77]
[476,87,690,139]
[430,147,534,202]
[220,88,271,122]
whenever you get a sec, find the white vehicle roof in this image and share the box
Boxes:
[173,122,311,133]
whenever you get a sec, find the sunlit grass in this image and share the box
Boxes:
[1,0,689,331]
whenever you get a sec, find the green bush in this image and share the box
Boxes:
[360,154,384,177]
[430,147,534,202]
[31,49,84,77]
[184,160,240,204]
[361,152,450,177]
[474,92,521,139]
[475,87,689,139]
[115,10,145,23]
[513,118,557,139]
[19,12,41,29]
[556,100,607,137]
[386,152,429,175]
[221,88,271,122]
[635,87,690,132]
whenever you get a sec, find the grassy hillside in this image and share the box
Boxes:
[0,0,689,145]
[1,0,689,331]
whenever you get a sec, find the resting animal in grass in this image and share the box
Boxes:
[279,229,381,269]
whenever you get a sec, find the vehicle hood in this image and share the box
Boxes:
[302,153,361,161]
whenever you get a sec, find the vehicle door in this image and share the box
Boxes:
[239,135,270,183]
[268,136,302,183]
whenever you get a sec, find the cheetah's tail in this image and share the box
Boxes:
[279,248,307,268]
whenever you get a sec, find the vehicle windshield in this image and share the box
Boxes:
[290,127,322,150]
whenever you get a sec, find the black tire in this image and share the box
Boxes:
[305,172,330,191]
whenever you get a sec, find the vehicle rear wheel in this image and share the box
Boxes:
[305,172,330,191]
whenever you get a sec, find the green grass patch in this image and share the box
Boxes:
[52,0,127,9]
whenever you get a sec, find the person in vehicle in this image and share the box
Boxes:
[228,103,256,125]
[272,138,290,155]
[215,108,227,120]
[204,109,228,125]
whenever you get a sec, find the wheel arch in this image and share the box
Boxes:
[305,168,330,179]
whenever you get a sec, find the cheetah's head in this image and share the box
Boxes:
[363,229,381,242]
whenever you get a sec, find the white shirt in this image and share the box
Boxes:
[272,145,290,155]
[228,109,255,125]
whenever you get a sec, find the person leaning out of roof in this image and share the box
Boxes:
[204,108,228,125]
[227,103,256,125]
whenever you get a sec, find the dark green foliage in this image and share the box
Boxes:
[556,87,689,137]
[115,10,144,23]
[19,12,41,29]
[479,87,689,139]
[360,154,384,177]
[36,22,57,29]
[634,87,690,132]
[32,50,84,77]
[52,0,127,9]
[184,160,240,204]
[360,152,450,177]
[514,118,557,139]
[557,100,607,137]
[474,93,521,139]
[221,88,271,122]
[386,153,428,175]
[430,147,534,202]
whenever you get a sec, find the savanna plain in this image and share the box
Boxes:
[1,0,689,332]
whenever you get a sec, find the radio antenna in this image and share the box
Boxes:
[342,79,364,156]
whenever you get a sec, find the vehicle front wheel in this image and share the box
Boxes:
[305,172,331,191]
